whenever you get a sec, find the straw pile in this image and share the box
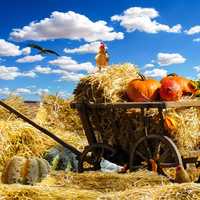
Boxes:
[0,119,87,171]
[73,64,200,156]
[0,170,199,200]
[0,96,35,120]
[36,95,83,134]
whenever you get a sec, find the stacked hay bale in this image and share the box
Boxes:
[73,63,200,156]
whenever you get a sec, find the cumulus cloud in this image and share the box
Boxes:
[144,63,155,68]
[33,65,85,82]
[0,39,21,56]
[58,71,85,82]
[185,26,200,35]
[16,54,44,63]
[14,88,32,95]
[10,11,124,42]
[21,47,31,55]
[49,56,95,72]
[64,41,101,54]
[144,68,167,78]
[193,65,200,73]
[157,53,186,66]
[111,7,182,34]
[0,65,36,80]
[0,87,50,97]
[0,39,31,57]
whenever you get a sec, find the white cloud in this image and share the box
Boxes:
[157,53,186,66]
[0,87,50,97]
[0,88,11,96]
[144,63,155,68]
[193,38,200,42]
[16,54,44,63]
[10,11,124,42]
[193,65,200,72]
[0,65,36,80]
[185,26,200,35]
[0,39,21,56]
[64,41,102,54]
[34,88,49,96]
[21,47,31,55]
[49,56,95,72]
[58,71,85,82]
[14,88,32,95]
[111,7,182,34]
[33,65,85,82]
[144,68,167,78]
[34,66,52,74]
[0,39,31,57]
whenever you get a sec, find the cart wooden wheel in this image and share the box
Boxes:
[78,143,116,173]
[129,135,183,177]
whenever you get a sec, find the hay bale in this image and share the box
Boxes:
[73,64,200,156]
[74,63,139,103]
[35,95,83,134]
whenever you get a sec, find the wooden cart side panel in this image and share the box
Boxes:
[77,103,97,146]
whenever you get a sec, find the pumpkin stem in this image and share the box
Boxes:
[138,73,146,80]
[167,73,178,77]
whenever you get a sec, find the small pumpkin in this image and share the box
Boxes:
[1,156,50,185]
[43,145,78,172]
[127,74,161,102]
[161,74,197,95]
[160,78,183,101]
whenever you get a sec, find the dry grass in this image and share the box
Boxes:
[0,171,199,200]
[0,120,87,171]
[0,96,36,120]
[36,95,83,134]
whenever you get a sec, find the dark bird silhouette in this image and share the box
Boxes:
[28,44,60,56]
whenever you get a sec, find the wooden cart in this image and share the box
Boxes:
[0,99,200,177]
[71,101,200,175]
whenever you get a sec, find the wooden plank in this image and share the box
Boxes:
[71,100,200,110]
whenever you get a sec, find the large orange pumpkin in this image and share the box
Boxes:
[127,74,161,102]
[161,74,197,95]
[160,78,183,101]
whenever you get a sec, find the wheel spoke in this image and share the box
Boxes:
[153,142,161,160]
[136,150,148,161]
[143,139,152,159]
[159,149,170,163]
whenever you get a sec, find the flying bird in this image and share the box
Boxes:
[28,44,60,56]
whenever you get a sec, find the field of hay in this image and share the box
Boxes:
[0,95,199,200]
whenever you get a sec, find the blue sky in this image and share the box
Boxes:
[1,0,200,100]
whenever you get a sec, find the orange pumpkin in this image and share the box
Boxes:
[160,78,183,101]
[127,74,161,102]
[161,74,197,95]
